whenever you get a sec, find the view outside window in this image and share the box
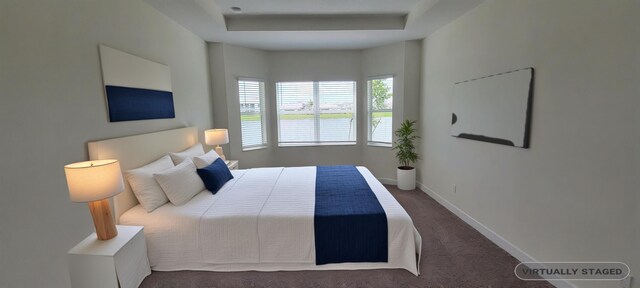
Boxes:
[276,81,357,146]
[368,76,394,146]
[238,79,267,149]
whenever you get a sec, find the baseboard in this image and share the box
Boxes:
[416,181,576,288]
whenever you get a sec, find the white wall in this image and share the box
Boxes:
[418,1,639,287]
[208,43,273,168]
[636,21,640,285]
[402,41,422,132]
[361,41,421,181]
[209,46,422,177]
[0,0,212,287]
[267,50,365,168]
[634,6,640,280]
[209,47,365,169]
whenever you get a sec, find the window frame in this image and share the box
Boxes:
[275,80,358,147]
[367,75,394,147]
[237,77,268,151]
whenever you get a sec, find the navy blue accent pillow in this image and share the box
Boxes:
[196,158,234,194]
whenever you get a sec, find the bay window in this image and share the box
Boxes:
[276,81,357,146]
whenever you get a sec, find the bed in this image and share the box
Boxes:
[88,127,422,275]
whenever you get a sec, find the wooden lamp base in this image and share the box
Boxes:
[88,198,118,240]
[215,145,226,161]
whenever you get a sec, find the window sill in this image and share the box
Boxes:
[278,142,357,148]
[242,145,268,152]
[367,142,392,148]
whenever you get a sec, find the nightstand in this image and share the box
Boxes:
[226,160,239,170]
[68,225,151,288]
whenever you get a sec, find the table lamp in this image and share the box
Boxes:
[205,128,229,161]
[64,159,124,240]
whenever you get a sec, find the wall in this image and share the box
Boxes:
[636,13,640,285]
[208,43,272,168]
[402,41,422,131]
[209,45,422,178]
[267,50,365,168]
[361,41,421,181]
[0,0,212,287]
[635,3,640,283]
[418,0,639,287]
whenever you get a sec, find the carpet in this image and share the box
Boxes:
[139,185,554,288]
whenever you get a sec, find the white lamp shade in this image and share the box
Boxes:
[205,129,229,145]
[64,159,124,203]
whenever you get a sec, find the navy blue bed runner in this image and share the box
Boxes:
[314,165,388,265]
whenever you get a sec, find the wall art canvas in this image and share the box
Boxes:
[451,67,534,148]
[99,45,175,122]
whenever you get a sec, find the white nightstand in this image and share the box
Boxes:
[226,160,239,170]
[68,225,151,288]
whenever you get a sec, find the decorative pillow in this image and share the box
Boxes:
[125,155,174,213]
[197,158,234,194]
[193,149,220,169]
[169,143,205,165]
[154,161,205,205]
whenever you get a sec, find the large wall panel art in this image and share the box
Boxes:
[451,67,534,148]
[99,45,175,122]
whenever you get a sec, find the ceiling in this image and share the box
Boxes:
[144,0,484,50]
[215,0,423,15]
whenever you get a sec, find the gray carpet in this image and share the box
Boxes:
[140,185,553,288]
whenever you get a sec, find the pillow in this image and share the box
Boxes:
[169,143,205,165]
[193,149,220,169]
[125,155,174,213]
[154,161,205,205]
[196,158,234,194]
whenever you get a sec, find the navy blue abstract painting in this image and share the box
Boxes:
[105,85,175,122]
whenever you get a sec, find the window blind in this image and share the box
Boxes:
[238,79,267,149]
[367,76,393,146]
[276,81,356,146]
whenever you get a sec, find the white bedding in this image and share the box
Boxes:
[120,166,422,275]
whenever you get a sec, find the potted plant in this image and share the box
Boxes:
[393,120,420,190]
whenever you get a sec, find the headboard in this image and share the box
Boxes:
[88,126,198,222]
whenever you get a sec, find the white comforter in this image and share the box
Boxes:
[120,166,422,275]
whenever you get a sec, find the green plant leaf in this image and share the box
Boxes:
[392,119,420,167]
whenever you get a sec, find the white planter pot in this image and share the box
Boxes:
[397,167,416,190]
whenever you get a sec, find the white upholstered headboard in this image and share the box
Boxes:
[88,126,198,223]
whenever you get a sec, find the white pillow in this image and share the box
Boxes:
[193,149,220,169]
[125,155,174,213]
[169,143,205,165]
[154,161,205,206]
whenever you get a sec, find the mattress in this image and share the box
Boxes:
[120,166,422,275]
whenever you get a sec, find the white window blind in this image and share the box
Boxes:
[276,81,356,146]
[367,76,393,146]
[238,79,267,150]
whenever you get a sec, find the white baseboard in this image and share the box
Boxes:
[415,181,576,288]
